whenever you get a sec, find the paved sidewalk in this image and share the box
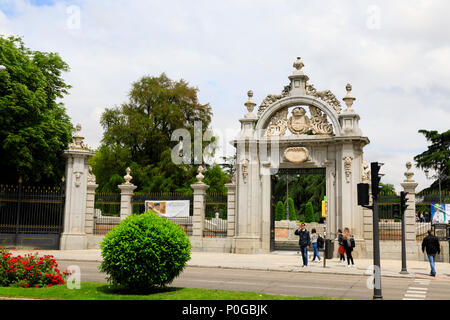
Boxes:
[8,249,450,279]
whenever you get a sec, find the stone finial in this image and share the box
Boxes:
[69,123,88,150]
[293,57,304,71]
[244,90,256,118]
[342,83,356,113]
[404,161,415,182]
[123,167,133,185]
[196,165,205,183]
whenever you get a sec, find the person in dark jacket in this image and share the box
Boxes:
[343,227,355,267]
[337,229,345,263]
[295,223,310,267]
[422,230,441,277]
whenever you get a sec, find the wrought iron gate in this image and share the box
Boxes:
[0,181,65,249]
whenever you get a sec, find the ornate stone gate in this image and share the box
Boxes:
[231,57,370,254]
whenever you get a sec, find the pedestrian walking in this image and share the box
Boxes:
[422,230,441,277]
[337,229,345,263]
[420,212,424,223]
[310,228,321,263]
[343,227,355,267]
[295,223,311,267]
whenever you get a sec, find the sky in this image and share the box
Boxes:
[0,0,449,192]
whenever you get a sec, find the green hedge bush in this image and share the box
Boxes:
[99,211,191,291]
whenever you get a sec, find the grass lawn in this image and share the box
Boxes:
[0,282,335,300]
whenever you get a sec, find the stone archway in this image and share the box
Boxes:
[231,57,370,255]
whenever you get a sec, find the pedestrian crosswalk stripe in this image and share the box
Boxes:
[407,290,428,295]
[403,298,422,300]
[405,294,427,298]
[408,287,428,291]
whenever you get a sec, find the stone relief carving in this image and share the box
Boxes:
[361,160,371,183]
[309,106,333,135]
[284,147,310,164]
[74,171,82,187]
[306,84,342,114]
[265,108,288,137]
[242,159,249,183]
[287,107,310,135]
[266,106,333,137]
[344,156,353,183]
[87,165,96,184]
[257,85,290,117]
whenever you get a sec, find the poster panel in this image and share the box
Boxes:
[145,200,190,217]
[431,204,448,224]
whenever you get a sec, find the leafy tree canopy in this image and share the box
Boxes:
[91,73,227,193]
[0,36,72,184]
[414,129,450,191]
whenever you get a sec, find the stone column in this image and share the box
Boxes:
[85,166,98,235]
[60,124,95,250]
[400,161,419,260]
[361,161,373,258]
[225,181,236,238]
[118,167,137,220]
[191,166,209,248]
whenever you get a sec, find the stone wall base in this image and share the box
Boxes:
[60,233,87,250]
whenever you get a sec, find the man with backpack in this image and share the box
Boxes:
[295,223,311,267]
[422,230,441,277]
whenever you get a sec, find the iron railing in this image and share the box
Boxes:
[204,193,228,238]
[0,183,65,235]
[93,192,121,235]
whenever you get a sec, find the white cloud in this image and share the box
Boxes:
[0,0,449,191]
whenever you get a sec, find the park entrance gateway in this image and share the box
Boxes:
[270,168,326,251]
[231,57,370,254]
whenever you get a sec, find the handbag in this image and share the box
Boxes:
[338,245,345,255]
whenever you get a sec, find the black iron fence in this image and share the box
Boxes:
[0,182,65,249]
[378,192,401,241]
[204,193,228,238]
[93,192,121,235]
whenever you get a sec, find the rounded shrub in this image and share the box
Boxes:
[99,211,191,291]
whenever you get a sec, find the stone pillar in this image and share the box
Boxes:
[60,124,95,250]
[191,166,209,248]
[400,161,419,260]
[85,167,98,234]
[225,181,236,238]
[118,167,137,220]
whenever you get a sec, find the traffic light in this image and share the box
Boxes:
[357,183,370,206]
[393,204,401,219]
[371,162,384,199]
[400,191,409,213]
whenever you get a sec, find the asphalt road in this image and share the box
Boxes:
[57,261,450,300]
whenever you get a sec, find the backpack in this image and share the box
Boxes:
[350,237,355,248]
[317,235,324,249]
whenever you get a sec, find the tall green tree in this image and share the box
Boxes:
[91,73,226,192]
[305,201,315,223]
[275,201,286,221]
[0,36,72,184]
[414,129,450,191]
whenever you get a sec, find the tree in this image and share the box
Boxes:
[0,36,72,184]
[284,197,297,221]
[414,129,450,191]
[91,73,224,192]
[305,201,315,223]
[275,201,285,221]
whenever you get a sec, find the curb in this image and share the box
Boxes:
[186,264,416,279]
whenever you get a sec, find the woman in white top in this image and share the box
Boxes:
[310,228,321,262]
